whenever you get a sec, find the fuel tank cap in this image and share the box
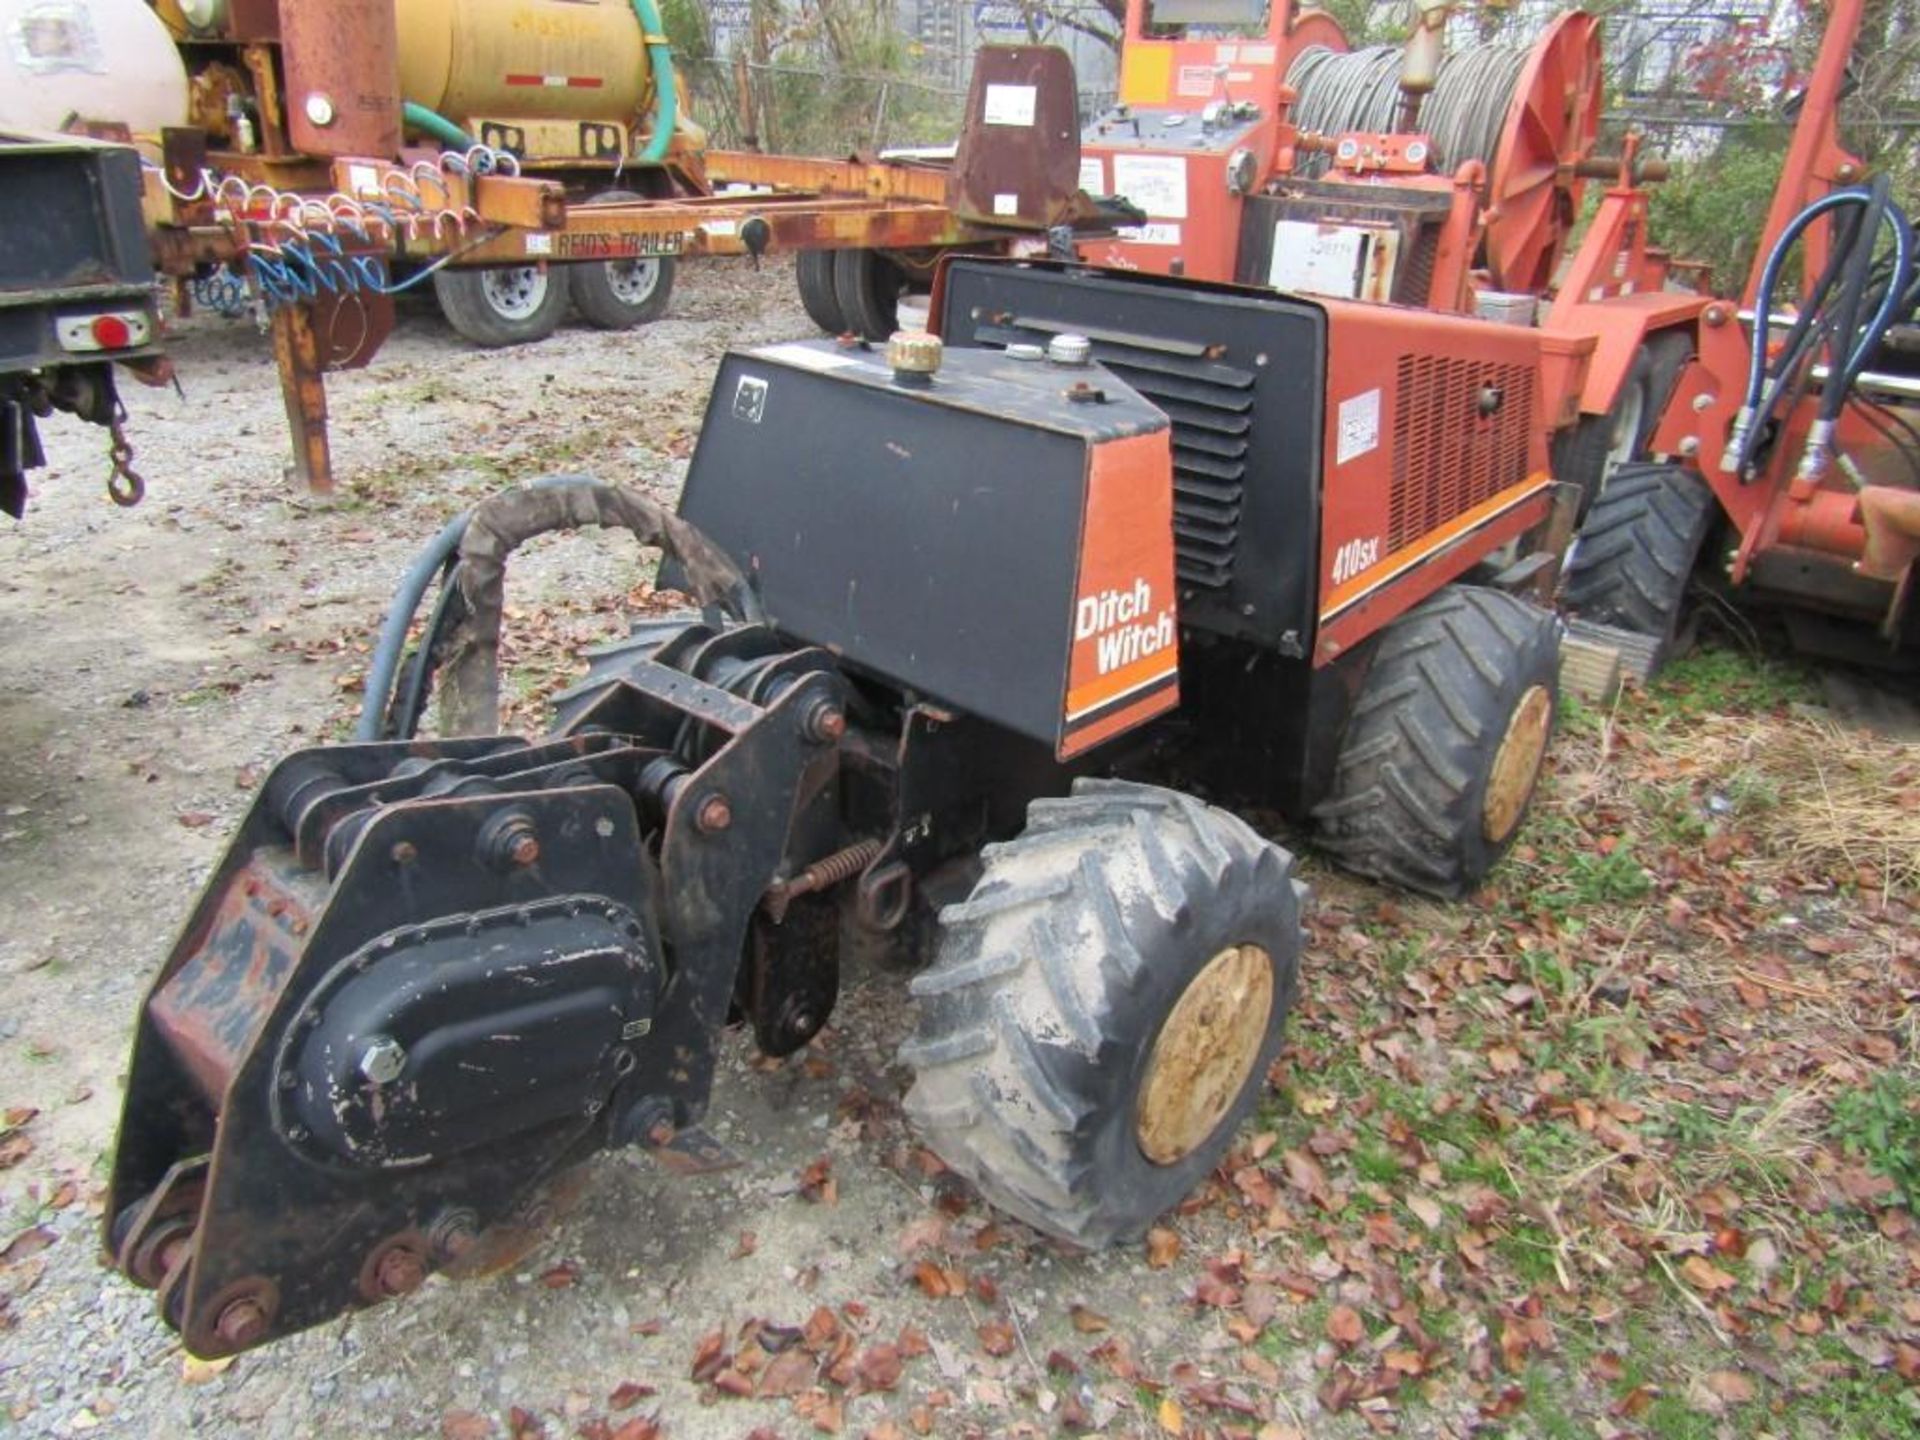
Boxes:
[1047,333,1092,366]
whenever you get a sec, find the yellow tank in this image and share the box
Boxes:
[396,0,651,125]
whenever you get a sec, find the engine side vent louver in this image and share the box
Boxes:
[972,322,1255,590]
[1388,354,1535,552]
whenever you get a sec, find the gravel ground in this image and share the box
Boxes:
[0,262,1357,1440]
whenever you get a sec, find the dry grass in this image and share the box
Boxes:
[1684,713,1920,892]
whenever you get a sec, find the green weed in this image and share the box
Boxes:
[1829,1071,1920,1207]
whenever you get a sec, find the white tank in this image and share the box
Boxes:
[0,0,187,135]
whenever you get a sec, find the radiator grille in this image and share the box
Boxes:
[974,321,1255,590]
[1389,355,1535,551]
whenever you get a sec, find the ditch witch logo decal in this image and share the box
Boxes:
[1060,431,1180,758]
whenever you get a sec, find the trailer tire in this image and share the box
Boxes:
[902,778,1304,1248]
[833,248,906,339]
[1560,462,1716,652]
[433,264,569,347]
[796,251,846,334]
[561,189,676,330]
[1551,330,1695,521]
[1313,585,1561,898]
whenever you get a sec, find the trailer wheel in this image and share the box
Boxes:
[902,779,1304,1247]
[568,255,674,329]
[1313,585,1561,898]
[833,249,907,339]
[1551,330,1694,520]
[564,190,676,330]
[1560,462,1716,652]
[433,264,568,347]
[796,251,846,334]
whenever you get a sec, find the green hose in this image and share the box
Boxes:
[629,0,677,163]
[402,101,474,150]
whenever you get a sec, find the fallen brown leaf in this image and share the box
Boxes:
[441,1411,493,1440]
[1069,1303,1110,1334]
[1146,1227,1182,1268]
[1705,1369,1756,1404]
[759,1346,817,1398]
[793,1388,845,1434]
[910,1260,964,1298]
[690,1328,728,1381]
[977,1320,1015,1357]
[1,1226,54,1265]
[855,1342,904,1391]
[1679,1255,1737,1292]
[1327,1304,1365,1347]
[607,1382,655,1411]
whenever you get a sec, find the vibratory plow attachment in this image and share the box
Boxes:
[102,735,663,1354]
[104,661,828,1354]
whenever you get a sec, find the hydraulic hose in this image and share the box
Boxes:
[1728,184,1916,477]
[401,101,474,150]
[356,509,473,741]
[357,476,764,741]
[1833,181,1915,396]
[630,0,678,164]
[357,474,594,740]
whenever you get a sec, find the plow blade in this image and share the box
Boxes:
[106,735,664,1356]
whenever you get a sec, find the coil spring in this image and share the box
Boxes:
[189,269,251,317]
[1285,43,1533,179]
[144,146,520,311]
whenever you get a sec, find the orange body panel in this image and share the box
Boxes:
[1085,0,1338,280]
[1115,0,1302,114]
[1077,129,1274,280]
[1311,300,1555,663]
[1059,429,1180,759]
[1543,184,1707,418]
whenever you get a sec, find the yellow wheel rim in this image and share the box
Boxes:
[1135,944,1274,1167]
[1483,683,1553,844]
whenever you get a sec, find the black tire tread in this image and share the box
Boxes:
[432,265,568,347]
[1312,586,1560,898]
[902,778,1303,1246]
[568,255,675,330]
[796,250,845,334]
[1560,462,1715,641]
[832,249,903,340]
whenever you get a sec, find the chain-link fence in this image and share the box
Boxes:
[679,57,1113,155]
[680,58,967,154]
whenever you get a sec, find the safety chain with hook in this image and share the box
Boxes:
[106,407,146,507]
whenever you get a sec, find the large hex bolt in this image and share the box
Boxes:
[373,1245,427,1298]
[695,793,732,834]
[215,1296,270,1349]
[359,1035,407,1086]
[801,696,846,744]
[479,811,542,871]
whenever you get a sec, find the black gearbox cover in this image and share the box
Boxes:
[277,896,658,1168]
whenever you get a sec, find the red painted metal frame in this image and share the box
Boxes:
[1311,298,1557,664]
[1740,0,1868,309]
[1084,0,1339,280]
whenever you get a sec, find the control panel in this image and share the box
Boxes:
[1083,101,1264,156]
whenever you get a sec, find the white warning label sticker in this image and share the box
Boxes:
[1337,388,1381,466]
[982,83,1036,127]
